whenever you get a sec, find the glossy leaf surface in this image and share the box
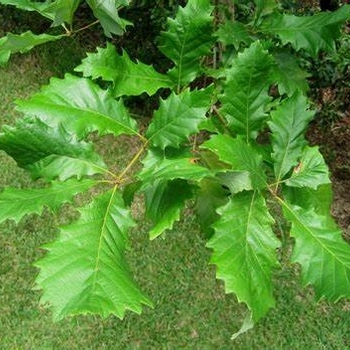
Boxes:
[35,189,152,320]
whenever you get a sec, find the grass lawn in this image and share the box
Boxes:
[0,42,350,350]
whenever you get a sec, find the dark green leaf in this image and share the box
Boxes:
[158,0,214,88]
[144,179,193,239]
[272,51,310,95]
[261,5,350,55]
[0,117,107,180]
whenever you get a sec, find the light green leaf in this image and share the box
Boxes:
[86,0,132,37]
[0,31,63,65]
[75,43,173,97]
[208,191,281,322]
[146,87,212,149]
[0,179,97,224]
[219,41,273,140]
[285,146,331,189]
[0,117,107,181]
[16,74,139,139]
[35,188,152,320]
[144,179,193,239]
[158,0,214,88]
[272,51,310,95]
[268,92,314,184]
[202,134,267,189]
[138,148,212,189]
[261,5,350,55]
[281,200,350,301]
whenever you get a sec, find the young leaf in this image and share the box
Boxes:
[75,43,173,97]
[35,188,152,320]
[86,0,132,37]
[144,179,193,240]
[202,134,267,190]
[281,200,350,301]
[268,92,314,184]
[285,146,331,189]
[16,74,139,139]
[0,179,97,224]
[138,148,212,189]
[0,31,63,66]
[158,0,214,88]
[0,117,107,180]
[219,41,273,140]
[208,191,281,322]
[261,5,350,55]
[146,88,212,149]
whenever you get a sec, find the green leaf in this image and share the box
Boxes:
[283,184,333,217]
[268,92,314,184]
[254,0,278,19]
[208,191,281,322]
[86,0,132,37]
[202,134,267,189]
[158,0,214,88]
[144,179,193,239]
[138,148,212,189]
[0,179,97,224]
[261,5,350,55]
[75,43,173,97]
[216,170,253,194]
[35,188,152,320]
[194,178,229,238]
[285,146,331,189]
[272,51,310,95]
[0,0,56,20]
[46,0,81,26]
[281,200,350,301]
[16,74,139,139]
[216,20,253,50]
[0,117,107,180]
[219,41,273,140]
[0,31,63,65]
[146,87,212,149]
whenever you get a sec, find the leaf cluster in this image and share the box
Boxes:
[1,0,350,338]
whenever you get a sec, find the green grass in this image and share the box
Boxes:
[0,46,350,350]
